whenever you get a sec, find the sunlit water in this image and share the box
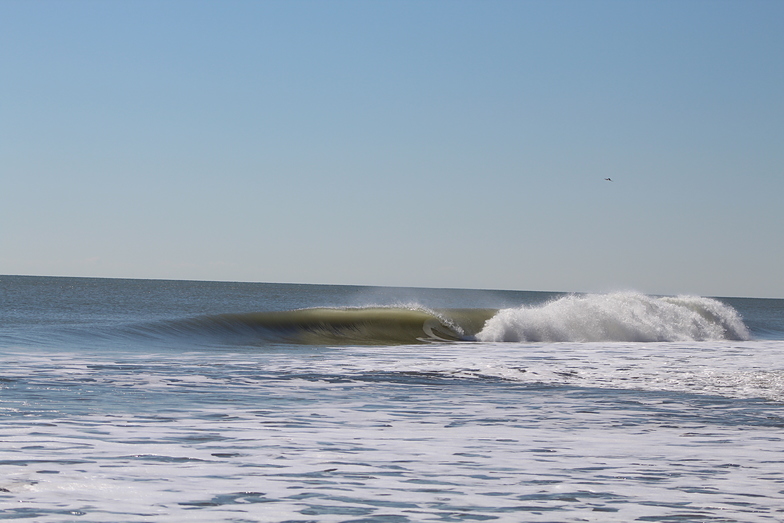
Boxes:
[1,276,783,522]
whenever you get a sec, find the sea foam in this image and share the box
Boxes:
[476,292,751,342]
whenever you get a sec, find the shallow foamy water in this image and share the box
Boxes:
[2,340,784,522]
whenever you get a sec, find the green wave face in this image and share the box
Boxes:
[173,307,500,345]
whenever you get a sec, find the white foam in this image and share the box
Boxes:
[476,292,751,342]
[2,339,784,521]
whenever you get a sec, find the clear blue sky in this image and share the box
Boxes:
[2,0,782,298]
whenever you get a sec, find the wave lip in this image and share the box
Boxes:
[476,292,751,343]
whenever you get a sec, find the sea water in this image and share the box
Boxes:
[1,275,783,522]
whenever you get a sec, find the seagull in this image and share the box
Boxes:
[604,178,613,182]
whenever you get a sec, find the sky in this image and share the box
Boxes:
[1,0,783,298]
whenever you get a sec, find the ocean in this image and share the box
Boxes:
[1,275,783,522]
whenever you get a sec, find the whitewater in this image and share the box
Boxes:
[1,276,783,522]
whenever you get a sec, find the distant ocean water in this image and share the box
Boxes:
[1,275,783,522]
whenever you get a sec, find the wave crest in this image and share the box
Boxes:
[476,293,751,343]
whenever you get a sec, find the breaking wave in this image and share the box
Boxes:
[476,292,751,343]
[132,307,497,346]
[103,294,751,346]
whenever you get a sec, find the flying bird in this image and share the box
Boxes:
[604,178,613,182]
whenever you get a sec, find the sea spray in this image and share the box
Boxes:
[476,292,751,342]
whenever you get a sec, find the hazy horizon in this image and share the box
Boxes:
[3,273,781,301]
